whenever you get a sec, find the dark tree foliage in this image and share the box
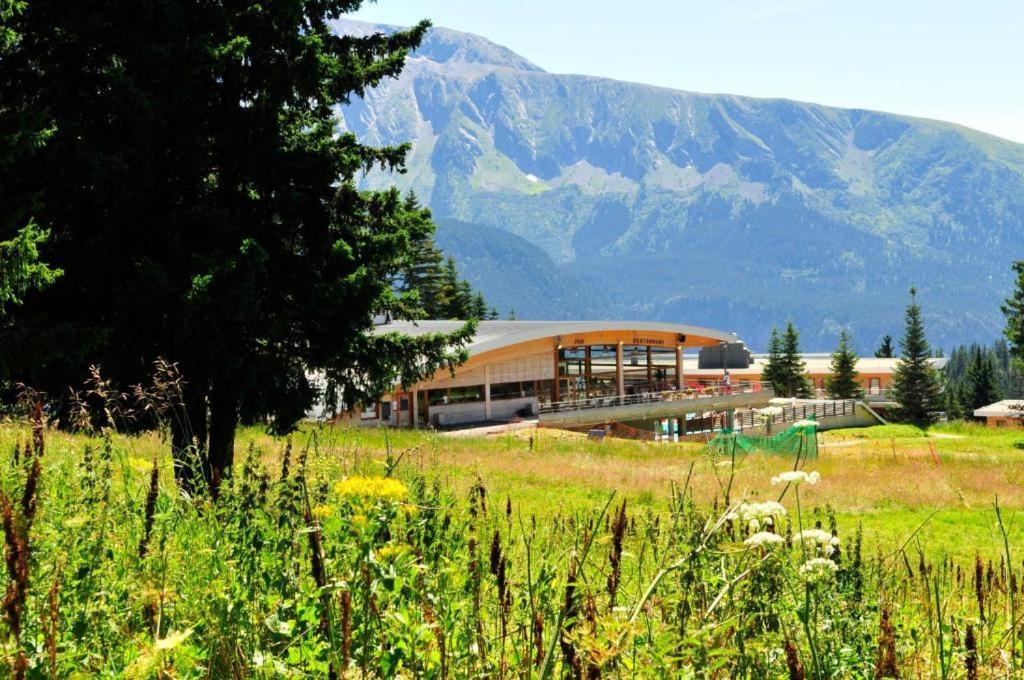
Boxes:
[826,330,863,399]
[0,1,474,486]
[964,347,1001,416]
[874,334,894,359]
[396,191,495,320]
[1003,260,1024,374]
[0,0,61,314]
[781,322,812,398]
[944,340,1019,419]
[762,323,811,398]
[891,288,943,424]
[397,192,449,318]
[761,326,785,396]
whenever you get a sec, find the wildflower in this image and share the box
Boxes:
[129,457,155,473]
[376,544,408,561]
[799,557,838,583]
[771,470,820,486]
[727,500,788,527]
[334,476,409,502]
[795,529,840,555]
[312,504,335,519]
[744,531,786,548]
[155,628,192,651]
[63,515,89,529]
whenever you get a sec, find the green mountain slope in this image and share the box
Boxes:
[433,218,610,319]
[338,19,1024,351]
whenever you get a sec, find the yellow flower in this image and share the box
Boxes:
[63,515,89,529]
[129,456,157,473]
[377,544,409,561]
[312,504,335,519]
[352,514,368,527]
[334,476,409,502]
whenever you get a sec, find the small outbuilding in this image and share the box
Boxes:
[973,400,1024,428]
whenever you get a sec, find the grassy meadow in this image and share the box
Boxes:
[2,417,1024,677]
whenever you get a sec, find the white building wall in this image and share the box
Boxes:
[429,402,487,426]
[428,396,538,426]
[488,397,538,420]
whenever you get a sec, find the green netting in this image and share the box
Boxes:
[707,418,819,458]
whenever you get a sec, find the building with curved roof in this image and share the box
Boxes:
[365,319,750,428]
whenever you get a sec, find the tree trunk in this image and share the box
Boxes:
[170,372,209,493]
[207,382,238,498]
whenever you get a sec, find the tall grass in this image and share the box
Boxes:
[1,418,1024,676]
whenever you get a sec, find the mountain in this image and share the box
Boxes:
[433,218,610,319]
[337,19,1024,351]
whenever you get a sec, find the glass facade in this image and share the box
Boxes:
[423,342,683,409]
[558,343,678,401]
[621,345,677,394]
[428,385,484,405]
[491,380,554,402]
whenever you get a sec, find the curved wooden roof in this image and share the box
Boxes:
[374,320,738,357]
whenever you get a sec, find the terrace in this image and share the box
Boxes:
[538,379,774,426]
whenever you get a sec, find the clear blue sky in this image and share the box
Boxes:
[352,0,1024,143]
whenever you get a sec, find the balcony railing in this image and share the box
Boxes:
[811,388,893,402]
[731,399,857,430]
[538,380,772,415]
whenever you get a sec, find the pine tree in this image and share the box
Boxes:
[0,3,61,315]
[762,326,786,396]
[470,292,488,320]
[0,2,476,484]
[399,192,447,318]
[1002,260,1024,374]
[944,379,965,420]
[891,288,943,423]
[874,334,894,358]
[439,256,461,318]
[965,346,1001,415]
[454,279,473,319]
[943,340,1024,408]
[780,322,812,398]
[826,331,863,399]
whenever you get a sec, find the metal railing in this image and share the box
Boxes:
[538,380,772,415]
[813,388,893,402]
[732,400,857,430]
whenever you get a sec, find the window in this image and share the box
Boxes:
[399,397,409,411]
[448,385,483,404]
[869,378,881,395]
[428,389,448,406]
[492,381,549,400]
[623,345,676,393]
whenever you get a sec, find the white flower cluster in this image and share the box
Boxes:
[799,557,839,583]
[727,500,787,532]
[744,531,786,548]
[795,529,840,555]
[771,470,820,486]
